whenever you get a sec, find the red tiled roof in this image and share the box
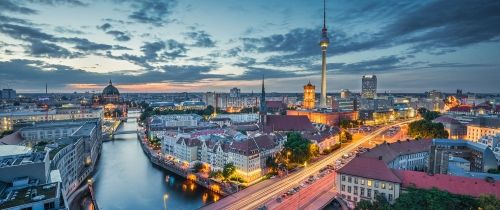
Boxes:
[266,101,286,109]
[229,135,276,156]
[448,105,472,112]
[177,137,201,147]
[361,139,432,164]
[433,116,462,125]
[394,170,500,199]
[337,156,402,183]
[264,115,314,132]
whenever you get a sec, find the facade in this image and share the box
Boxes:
[0,108,102,132]
[287,109,358,126]
[19,119,93,143]
[303,82,315,110]
[466,117,500,141]
[336,157,401,204]
[361,139,431,171]
[361,75,377,99]
[49,120,102,199]
[214,114,258,123]
[340,89,350,99]
[0,182,62,210]
[477,134,500,165]
[229,87,241,98]
[173,138,201,163]
[227,135,280,182]
[0,146,50,184]
[0,89,16,100]
[433,116,467,139]
[336,98,357,112]
[428,139,497,174]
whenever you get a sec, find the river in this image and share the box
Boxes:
[91,111,219,210]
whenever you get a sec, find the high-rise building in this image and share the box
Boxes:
[229,87,241,98]
[361,75,377,99]
[319,0,329,108]
[303,81,315,110]
[340,89,350,99]
[1,89,16,100]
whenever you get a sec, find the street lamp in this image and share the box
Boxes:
[163,194,169,210]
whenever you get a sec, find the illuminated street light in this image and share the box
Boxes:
[163,194,169,210]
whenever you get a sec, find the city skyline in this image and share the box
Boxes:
[1,0,500,93]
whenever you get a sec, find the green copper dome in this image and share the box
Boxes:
[102,80,119,95]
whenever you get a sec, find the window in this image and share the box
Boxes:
[342,175,346,181]
[367,189,372,197]
[367,180,372,187]
[381,182,386,189]
[348,176,352,183]
[348,186,352,193]
[341,185,345,192]
[360,179,365,185]
[353,186,358,195]
[360,187,365,196]
[388,184,393,190]
[375,190,379,195]
[44,202,55,210]
[354,177,358,184]
[388,194,393,201]
[374,181,379,188]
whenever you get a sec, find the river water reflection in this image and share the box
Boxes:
[92,112,219,210]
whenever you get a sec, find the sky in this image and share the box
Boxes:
[0,0,499,93]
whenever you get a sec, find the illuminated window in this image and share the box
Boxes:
[381,183,386,189]
[367,180,372,187]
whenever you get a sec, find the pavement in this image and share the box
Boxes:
[200,119,416,210]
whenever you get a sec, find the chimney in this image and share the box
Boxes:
[378,156,383,160]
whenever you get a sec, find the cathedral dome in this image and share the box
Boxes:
[102,80,119,96]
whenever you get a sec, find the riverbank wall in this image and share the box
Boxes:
[136,133,230,196]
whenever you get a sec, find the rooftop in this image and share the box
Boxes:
[264,115,315,132]
[394,170,500,199]
[0,183,58,209]
[0,145,32,157]
[361,139,432,164]
[337,156,402,183]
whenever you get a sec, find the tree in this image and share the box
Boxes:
[283,132,318,164]
[340,131,353,143]
[203,105,215,116]
[355,200,375,210]
[478,195,500,210]
[423,111,440,121]
[408,120,448,139]
[193,162,203,173]
[222,163,236,181]
[266,156,278,171]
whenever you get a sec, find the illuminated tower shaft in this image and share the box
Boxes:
[319,0,329,108]
[320,43,328,108]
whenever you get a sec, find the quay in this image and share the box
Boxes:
[136,132,230,196]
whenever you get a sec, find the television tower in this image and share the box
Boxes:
[319,0,330,108]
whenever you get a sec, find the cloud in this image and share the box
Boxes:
[184,30,216,47]
[106,30,131,41]
[0,59,223,90]
[28,40,79,58]
[0,0,37,14]
[54,26,86,35]
[0,23,127,57]
[27,0,87,7]
[98,23,112,31]
[124,0,178,25]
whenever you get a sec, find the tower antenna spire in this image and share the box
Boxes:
[323,0,326,29]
